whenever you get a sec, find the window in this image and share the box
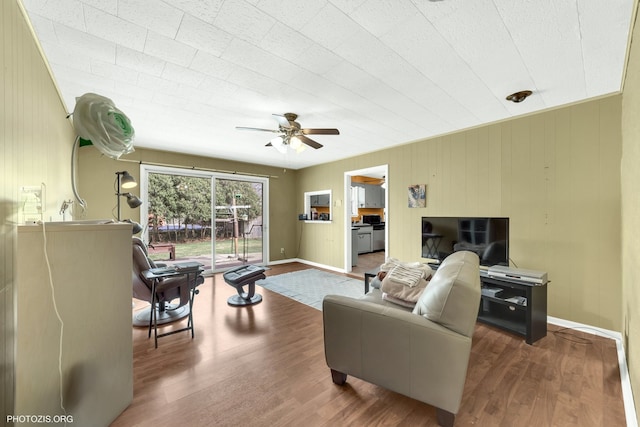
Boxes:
[141,164,268,272]
[304,190,332,221]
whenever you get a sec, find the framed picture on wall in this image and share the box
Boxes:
[408,184,426,208]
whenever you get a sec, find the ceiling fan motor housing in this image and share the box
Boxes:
[283,112,298,122]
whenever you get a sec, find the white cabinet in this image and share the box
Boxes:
[350,187,360,216]
[15,222,133,425]
[365,185,377,208]
[365,184,384,208]
[357,233,372,254]
[353,183,385,208]
[356,226,373,254]
[310,193,330,207]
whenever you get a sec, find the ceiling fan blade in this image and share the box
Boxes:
[301,128,340,135]
[236,126,280,133]
[298,135,323,149]
[272,114,292,129]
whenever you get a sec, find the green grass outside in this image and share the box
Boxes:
[148,238,262,261]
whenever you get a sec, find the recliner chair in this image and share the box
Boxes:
[132,237,203,327]
[323,251,481,427]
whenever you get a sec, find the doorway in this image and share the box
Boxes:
[141,165,268,272]
[344,164,388,274]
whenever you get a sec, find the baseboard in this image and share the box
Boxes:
[267,258,297,266]
[268,258,346,274]
[548,316,637,427]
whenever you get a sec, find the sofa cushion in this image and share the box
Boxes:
[412,251,480,337]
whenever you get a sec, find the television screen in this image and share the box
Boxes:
[421,217,509,266]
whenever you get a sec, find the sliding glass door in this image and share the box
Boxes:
[212,177,264,270]
[141,165,268,272]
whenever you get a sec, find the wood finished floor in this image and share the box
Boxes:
[349,250,385,278]
[113,263,626,427]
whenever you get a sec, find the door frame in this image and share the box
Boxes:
[343,164,388,272]
[140,164,270,271]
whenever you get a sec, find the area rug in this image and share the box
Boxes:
[256,269,364,310]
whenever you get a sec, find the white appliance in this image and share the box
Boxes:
[487,265,548,285]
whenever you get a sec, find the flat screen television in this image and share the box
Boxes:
[421,217,509,267]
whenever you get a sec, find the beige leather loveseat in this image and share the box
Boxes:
[323,251,481,427]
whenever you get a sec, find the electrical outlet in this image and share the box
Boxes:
[280,248,285,254]
[19,184,45,223]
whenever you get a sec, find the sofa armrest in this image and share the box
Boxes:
[323,294,473,414]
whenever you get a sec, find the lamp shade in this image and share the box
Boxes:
[120,171,137,189]
[131,221,143,234]
[125,193,142,208]
[123,219,143,234]
[290,136,306,153]
[269,136,287,154]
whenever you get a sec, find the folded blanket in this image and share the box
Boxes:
[380,273,430,304]
[386,264,425,287]
[377,258,433,306]
[380,257,424,272]
[382,292,417,308]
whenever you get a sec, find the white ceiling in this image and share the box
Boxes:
[21,0,636,170]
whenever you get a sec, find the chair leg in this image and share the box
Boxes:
[436,408,455,427]
[330,369,347,385]
[188,287,199,339]
[148,282,157,339]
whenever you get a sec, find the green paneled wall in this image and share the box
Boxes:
[297,96,622,332]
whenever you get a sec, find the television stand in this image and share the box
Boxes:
[478,274,547,345]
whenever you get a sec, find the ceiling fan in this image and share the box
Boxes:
[236,113,339,153]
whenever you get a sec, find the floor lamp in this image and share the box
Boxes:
[115,171,142,232]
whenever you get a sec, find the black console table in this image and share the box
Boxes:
[361,264,548,345]
[478,274,547,345]
[363,267,380,294]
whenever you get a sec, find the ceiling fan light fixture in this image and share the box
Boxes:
[270,136,287,154]
[506,90,533,103]
[289,136,306,153]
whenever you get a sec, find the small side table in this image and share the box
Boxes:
[143,267,203,348]
[364,267,380,294]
